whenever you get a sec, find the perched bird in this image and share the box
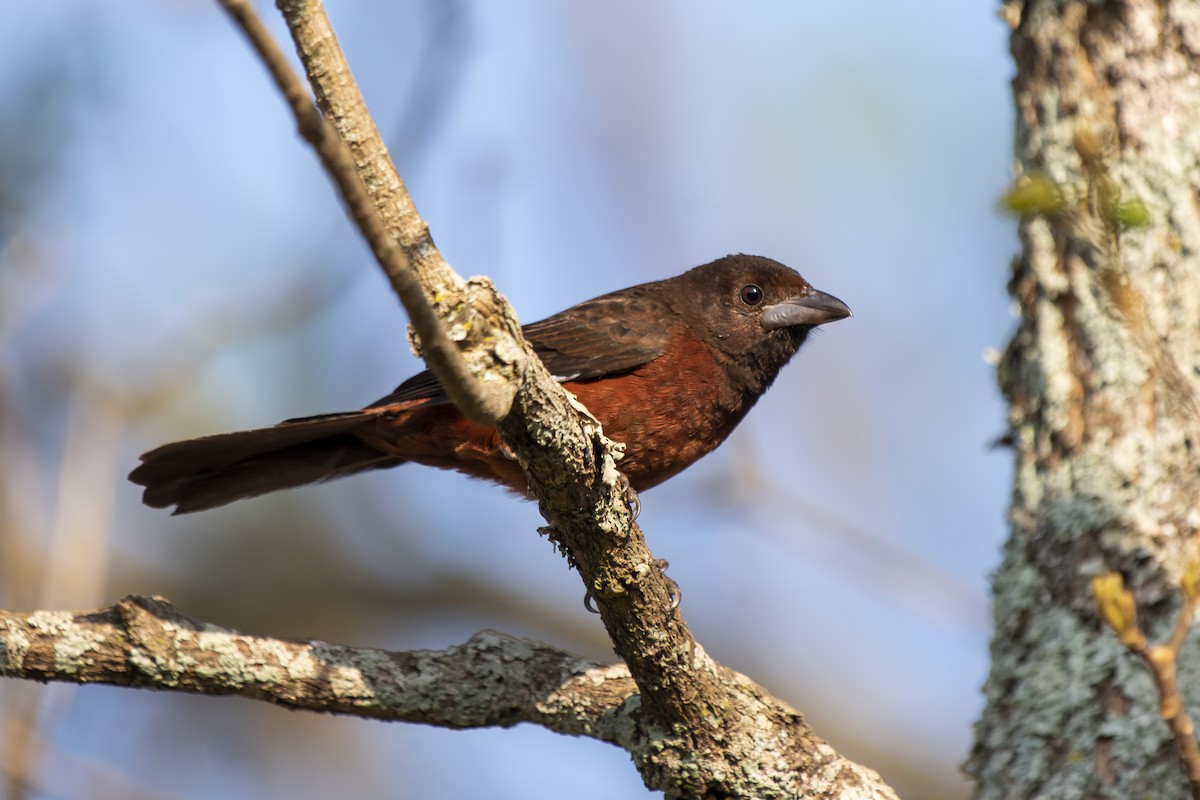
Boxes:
[131,254,850,514]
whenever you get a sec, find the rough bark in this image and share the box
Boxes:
[0,597,636,734]
[0,597,895,800]
[971,2,1200,798]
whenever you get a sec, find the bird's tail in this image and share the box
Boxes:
[129,411,404,515]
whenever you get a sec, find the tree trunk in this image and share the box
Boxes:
[971,1,1200,797]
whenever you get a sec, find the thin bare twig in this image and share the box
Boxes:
[216,0,514,424]
[1094,573,1200,798]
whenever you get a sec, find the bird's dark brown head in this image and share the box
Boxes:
[669,254,851,396]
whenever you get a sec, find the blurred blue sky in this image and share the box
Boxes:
[1,2,1015,798]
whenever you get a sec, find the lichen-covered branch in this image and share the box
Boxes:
[0,597,897,800]
[0,596,632,735]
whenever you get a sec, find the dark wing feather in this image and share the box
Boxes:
[522,288,672,380]
[369,284,672,407]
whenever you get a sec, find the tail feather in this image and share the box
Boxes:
[129,412,404,514]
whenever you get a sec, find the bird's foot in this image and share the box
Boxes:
[583,589,600,614]
[654,558,682,610]
[583,559,680,613]
[617,473,641,522]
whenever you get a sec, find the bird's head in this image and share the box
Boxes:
[674,253,852,394]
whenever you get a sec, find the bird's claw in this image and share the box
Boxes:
[617,473,641,522]
[583,590,600,614]
[654,558,682,610]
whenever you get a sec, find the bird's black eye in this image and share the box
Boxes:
[739,284,764,305]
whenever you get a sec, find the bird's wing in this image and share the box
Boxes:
[368,286,673,408]
[523,288,673,381]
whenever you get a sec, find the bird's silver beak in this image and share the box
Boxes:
[761,289,852,330]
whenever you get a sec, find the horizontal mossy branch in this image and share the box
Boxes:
[0,596,897,799]
[0,596,633,734]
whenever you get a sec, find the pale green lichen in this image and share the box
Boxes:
[492,333,523,366]
[52,623,106,674]
[25,610,75,634]
[0,620,32,671]
[127,647,172,683]
[21,611,102,675]
[282,647,320,682]
[328,663,372,700]
[581,662,630,686]
[185,630,290,687]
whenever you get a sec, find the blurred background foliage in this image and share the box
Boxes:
[0,2,1013,798]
